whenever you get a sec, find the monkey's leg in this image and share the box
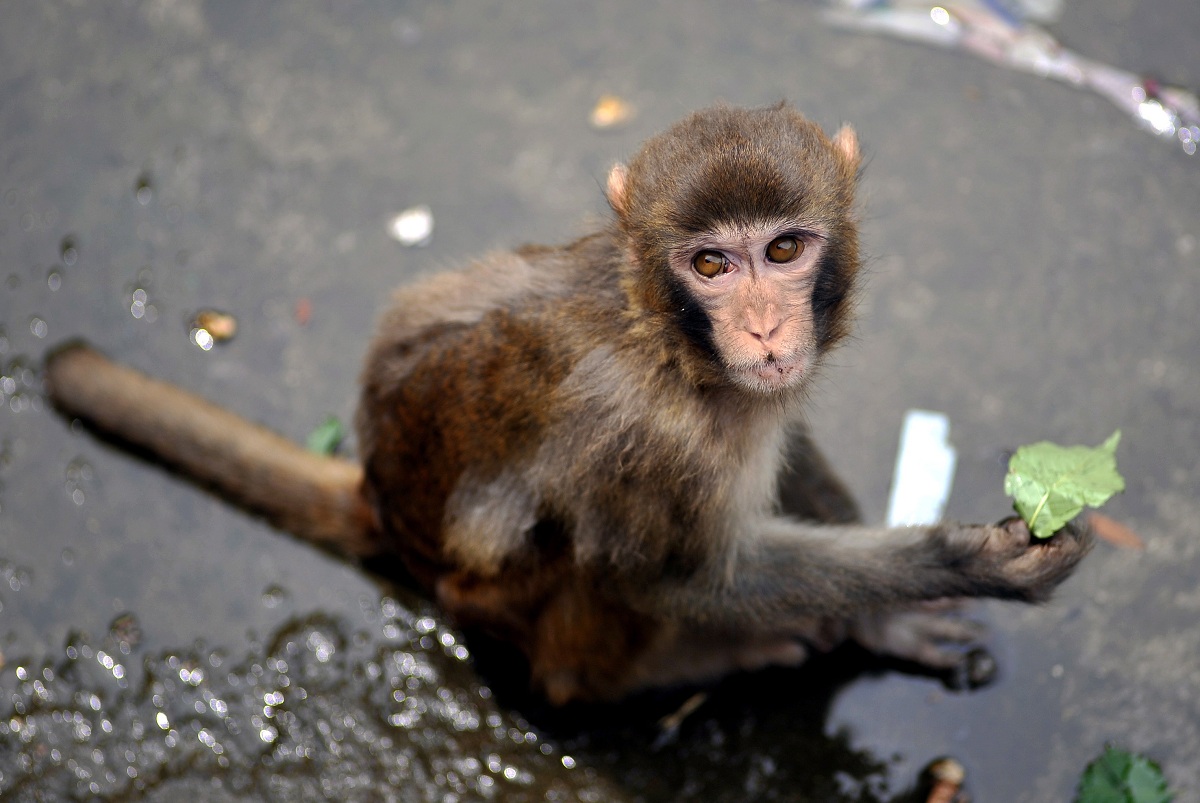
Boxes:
[45,343,380,556]
[537,620,816,703]
[620,624,812,693]
[635,610,979,692]
[777,427,861,524]
[849,602,984,667]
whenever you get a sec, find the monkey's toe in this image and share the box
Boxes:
[946,647,998,691]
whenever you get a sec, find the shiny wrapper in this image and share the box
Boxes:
[189,309,238,350]
[826,0,1199,156]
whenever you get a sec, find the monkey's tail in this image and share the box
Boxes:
[45,342,382,557]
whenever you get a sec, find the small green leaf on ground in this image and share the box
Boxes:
[1076,746,1171,803]
[1004,430,1125,539]
[306,415,345,455]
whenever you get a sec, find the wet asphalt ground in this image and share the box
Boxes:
[1,1,1198,800]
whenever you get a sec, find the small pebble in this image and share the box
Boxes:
[589,94,635,130]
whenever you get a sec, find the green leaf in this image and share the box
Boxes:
[1125,755,1173,803]
[1076,746,1171,803]
[306,415,345,455]
[1004,430,1125,539]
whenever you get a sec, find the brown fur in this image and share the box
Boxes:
[46,104,1092,704]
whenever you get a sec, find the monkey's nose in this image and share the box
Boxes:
[745,312,783,345]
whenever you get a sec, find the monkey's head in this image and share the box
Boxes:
[607,104,862,396]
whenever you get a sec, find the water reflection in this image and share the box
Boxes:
[0,599,614,802]
[0,356,40,414]
[0,584,924,802]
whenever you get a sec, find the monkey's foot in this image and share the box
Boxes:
[850,604,995,687]
[734,636,810,672]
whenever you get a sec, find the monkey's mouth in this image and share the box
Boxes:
[733,353,807,392]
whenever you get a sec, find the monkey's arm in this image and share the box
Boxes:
[45,343,380,556]
[638,517,1092,628]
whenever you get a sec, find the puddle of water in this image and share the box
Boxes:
[0,597,618,802]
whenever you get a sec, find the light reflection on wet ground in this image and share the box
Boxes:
[0,588,905,802]
[1,597,616,802]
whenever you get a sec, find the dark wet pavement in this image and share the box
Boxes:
[2,1,1198,800]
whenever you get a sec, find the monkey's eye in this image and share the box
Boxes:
[692,250,728,278]
[766,236,804,264]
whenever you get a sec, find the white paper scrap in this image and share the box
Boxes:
[886,409,957,526]
[388,205,434,247]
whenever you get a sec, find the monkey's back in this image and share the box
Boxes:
[356,232,789,586]
[353,237,691,703]
[354,237,610,583]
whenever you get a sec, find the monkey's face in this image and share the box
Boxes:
[671,219,826,395]
[608,105,862,390]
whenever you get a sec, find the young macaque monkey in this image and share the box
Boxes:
[47,104,1091,705]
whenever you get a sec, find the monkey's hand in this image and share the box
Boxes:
[846,519,1091,687]
[955,516,1094,603]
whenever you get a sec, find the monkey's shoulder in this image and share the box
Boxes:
[375,234,615,339]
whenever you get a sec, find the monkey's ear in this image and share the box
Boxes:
[832,125,861,172]
[606,163,630,217]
